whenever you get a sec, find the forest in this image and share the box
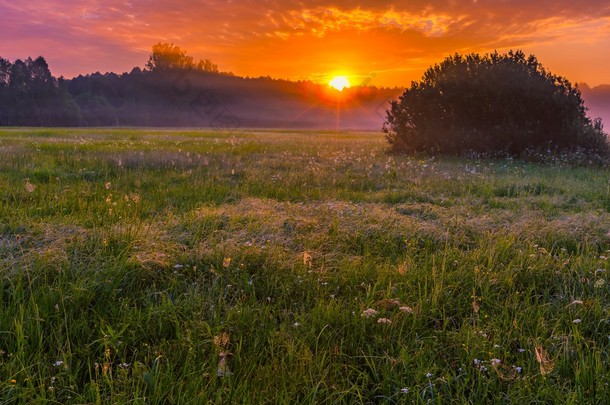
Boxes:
[0,44,399,129]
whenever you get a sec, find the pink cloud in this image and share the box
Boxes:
[1,0,609,85]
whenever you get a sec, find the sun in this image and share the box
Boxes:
[329,76,351,91]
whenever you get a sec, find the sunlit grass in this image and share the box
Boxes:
[1,128,610,403]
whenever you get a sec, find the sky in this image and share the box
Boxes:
[2,0,610,88]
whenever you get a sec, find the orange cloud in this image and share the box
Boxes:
[1,0,609,86]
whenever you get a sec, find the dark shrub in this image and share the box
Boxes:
[384,50,609,159]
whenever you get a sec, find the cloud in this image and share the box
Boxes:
[1,0,609,85]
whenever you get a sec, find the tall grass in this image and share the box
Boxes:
[1,128,610,403]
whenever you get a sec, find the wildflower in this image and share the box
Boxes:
[573,319,582,324]
[518,349,526,353]
[399,306,414,314]
[595,279,606,288]
[105,182,111,189]
[400,387,409,394]
[515,366,523,373]
[217,351,232,377]
[491,358,501,366]
[53,360,63,367]
[174,264,184,269]
[292,322,301,328]
[377,298,401,310]
[473,359,481,366]
[425,372,433,378]
[25,180,36,193]
[222,257,231,268]
[361,308,378,318]
[303,252,313,268]
[377,318,392,324]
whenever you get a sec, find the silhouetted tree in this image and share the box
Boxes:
[0,57,10,87]
[384,50,609,157]
[196,58,218,73]
[146,43,195,72]
[145,42,219,73]
[0,56,80,125]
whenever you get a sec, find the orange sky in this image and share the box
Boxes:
[1,1,610,87]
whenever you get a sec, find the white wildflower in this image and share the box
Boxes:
[361,308,378,318]
[399,306,414,314]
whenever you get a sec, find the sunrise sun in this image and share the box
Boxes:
[329,76,351,91]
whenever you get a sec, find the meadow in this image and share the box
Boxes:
[1,128,610,403]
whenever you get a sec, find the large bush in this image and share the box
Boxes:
[384,51,609,158]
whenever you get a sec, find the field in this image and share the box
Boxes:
[1,128,610,403]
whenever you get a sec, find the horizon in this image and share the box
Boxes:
[1,1,610,88]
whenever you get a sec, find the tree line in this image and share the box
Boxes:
[0,43,396,129]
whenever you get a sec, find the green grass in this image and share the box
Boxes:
[2,128,610,403]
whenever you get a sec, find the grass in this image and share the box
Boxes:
[1,127,610,403]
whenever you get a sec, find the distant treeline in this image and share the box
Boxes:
[2,43,607,131]
[0,45,401,129]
